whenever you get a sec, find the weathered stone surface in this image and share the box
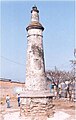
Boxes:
[20,97,53,119]
[25,29,46,91]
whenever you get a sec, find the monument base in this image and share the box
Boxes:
[20,91,54,120]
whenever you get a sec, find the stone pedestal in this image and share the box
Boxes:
[20,91,53,120]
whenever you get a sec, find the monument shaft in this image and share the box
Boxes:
[26,6,46,90]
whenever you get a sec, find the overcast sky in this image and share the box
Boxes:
[0,0,75,82]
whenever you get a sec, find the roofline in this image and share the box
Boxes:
[0,78,25,84]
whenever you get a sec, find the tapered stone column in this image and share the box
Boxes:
[26,6,46,91]
[20,6,53,120]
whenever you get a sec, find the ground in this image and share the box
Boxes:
[0,98,76,120]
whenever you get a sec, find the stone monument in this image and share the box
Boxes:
[20,6,53,120]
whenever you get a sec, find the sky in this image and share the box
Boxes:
[0,0,75,82]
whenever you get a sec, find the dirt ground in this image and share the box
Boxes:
[0,98,76,120]
[52,98,76,119]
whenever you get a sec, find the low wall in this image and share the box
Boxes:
[0,79,25,101]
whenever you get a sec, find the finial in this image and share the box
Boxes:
[31,5,39,13]
[32,5,37,10]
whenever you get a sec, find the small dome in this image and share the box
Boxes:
[26,21,44,31]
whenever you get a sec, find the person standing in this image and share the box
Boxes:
[17,94,20,107]
[50,83,52,93]
[6,95,10,108]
